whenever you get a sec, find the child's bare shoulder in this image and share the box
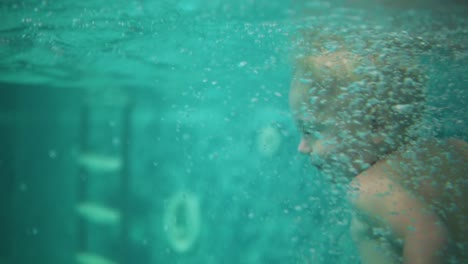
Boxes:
[349,162,405,215]
[350,138,467,214]
[349,161,442,239]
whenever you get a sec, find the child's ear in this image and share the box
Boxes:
[369,102,386,131]
[371,133,385,144]
[370,118,384,144]
[369,112,387,145]
[370,116,384,132]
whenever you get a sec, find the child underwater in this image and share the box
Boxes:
[289,30,467,263]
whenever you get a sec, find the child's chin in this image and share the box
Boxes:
[309,153,325,168]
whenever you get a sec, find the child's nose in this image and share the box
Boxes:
[298,137,312,154]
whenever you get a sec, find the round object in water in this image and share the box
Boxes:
[257,125,282,157]
[163,191,201,253]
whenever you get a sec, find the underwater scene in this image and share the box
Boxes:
[0,0,466,264]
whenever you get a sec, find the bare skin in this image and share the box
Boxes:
[349,138,467,264]
[290,52,467,263]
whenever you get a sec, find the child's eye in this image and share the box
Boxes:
[297,119,328,139]
[302,129,312,137]
[302,124,327,139]
[300,123,312,136]
[302,126,318,138]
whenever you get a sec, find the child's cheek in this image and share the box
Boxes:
[311,136,337,156]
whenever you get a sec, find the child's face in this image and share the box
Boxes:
[289,77,382,178]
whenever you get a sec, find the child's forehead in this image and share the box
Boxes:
[291,99,334,123]
[297,51,362,79]
[290,85,343,111]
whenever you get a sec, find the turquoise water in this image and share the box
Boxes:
[0,1,466,264]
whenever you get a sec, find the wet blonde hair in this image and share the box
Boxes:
[291,31,427,146]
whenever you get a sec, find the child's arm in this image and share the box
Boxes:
[350,171,449,264]
[350,213,400,264]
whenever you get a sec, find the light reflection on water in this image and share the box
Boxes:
[0,1,296,89]
[1,1,466,91]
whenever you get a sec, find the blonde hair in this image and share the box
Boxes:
[291,33,427,146]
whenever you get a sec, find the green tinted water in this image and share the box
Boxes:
[0,1,466,264]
